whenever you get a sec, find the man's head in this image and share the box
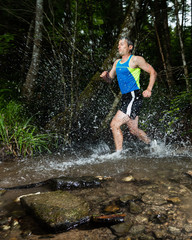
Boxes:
[121,37,134,47]
[118,37,134,56]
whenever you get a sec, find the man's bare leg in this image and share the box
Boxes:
[110,110,130,151]
[127,116,151,144]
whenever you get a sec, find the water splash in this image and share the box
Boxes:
[0,140,191,187]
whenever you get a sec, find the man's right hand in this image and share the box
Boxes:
[100,71,112,83]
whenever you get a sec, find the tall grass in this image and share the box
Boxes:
[0,101,52,157]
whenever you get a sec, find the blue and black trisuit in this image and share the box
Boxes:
[116,55,143,119]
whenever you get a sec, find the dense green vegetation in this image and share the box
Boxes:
[0,0,191,157]
[0,99,53,157]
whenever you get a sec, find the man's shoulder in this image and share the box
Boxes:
[115,58,121,63]
[131,55,145,66]
[114,58,121,66]
[132,55,144,61]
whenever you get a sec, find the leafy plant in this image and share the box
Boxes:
[0,101,53,157]
[0,33,15,54]
[160,90,192,139]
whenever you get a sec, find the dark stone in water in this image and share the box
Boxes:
[0,176,102,191]
[149,213,167,224]
[110,221,133,236]
[48,176,102,190]
[129,201,142,214]
[119,194,140,205]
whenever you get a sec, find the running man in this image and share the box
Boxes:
[100,37,157,151]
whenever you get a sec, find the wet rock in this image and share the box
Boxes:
[20,191,90,232]
[3,171,192,239]
[153,229,167,239]
[48,176,102,190]
[1,224,11,230]
[149,213,167,224]
[96,176,112,181]
[166,196,181,204]
[110,221,133,236]
[168,226,181,235]
[138,233,155,240]
[103,200,120,213]
[184,224,192,233]
[142,192,167,205]
[129,224,145,235]
[134,178,152,186]
[104,204,120,213]
[135,215,148,224]
[121,175,135,182]
[186,170,192,178]
[129,201,142,214]
[119,194,140,205]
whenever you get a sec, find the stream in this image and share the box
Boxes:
[0,140,192,187]
[0,140,192,239]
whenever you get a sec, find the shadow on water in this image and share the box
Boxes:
[0,140,192,188]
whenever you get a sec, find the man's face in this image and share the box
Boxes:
[118,39,132,56]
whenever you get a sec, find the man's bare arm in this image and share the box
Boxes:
[134,56,157,97]
[100,59,119,83]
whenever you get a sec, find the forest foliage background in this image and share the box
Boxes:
[0,0,192,157]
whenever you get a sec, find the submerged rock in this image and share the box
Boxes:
[119,194,140,204]
[149,213,167,224]
[129,201,142,214]
[110,221,133,236]
[20,191,90,232]
[103,201,120,213]
[129,224,145,235]
[142,192,167,205]
[138,233,155,240]
[168,226,181,235]
[48,176,102,190]
[184,223,192,233]
[0,190,6,196]
[166,196,181,204]
[0,176,103,191]
[121,175,135,182]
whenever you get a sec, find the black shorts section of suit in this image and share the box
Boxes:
[120,90,143,119]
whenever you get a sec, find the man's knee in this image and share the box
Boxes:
[110,120,115,129]
[110,119,119,130]
[129,127,138,136]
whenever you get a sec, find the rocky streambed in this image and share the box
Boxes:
[1,171,192,240]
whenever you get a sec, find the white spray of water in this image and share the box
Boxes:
[0,140,191,186]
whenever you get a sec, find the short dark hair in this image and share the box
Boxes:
[120,37,134,47]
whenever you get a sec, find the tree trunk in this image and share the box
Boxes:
[22,0,43,101]
[20,19,34,81]
[174,0,191,92]
[152,0,174,93]
[47,0,143,141]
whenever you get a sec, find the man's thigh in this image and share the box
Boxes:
[112,110,131,127]
[127,116,139,130]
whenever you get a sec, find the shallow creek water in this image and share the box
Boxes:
[0,141,192,239]
[0,141,192,187]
